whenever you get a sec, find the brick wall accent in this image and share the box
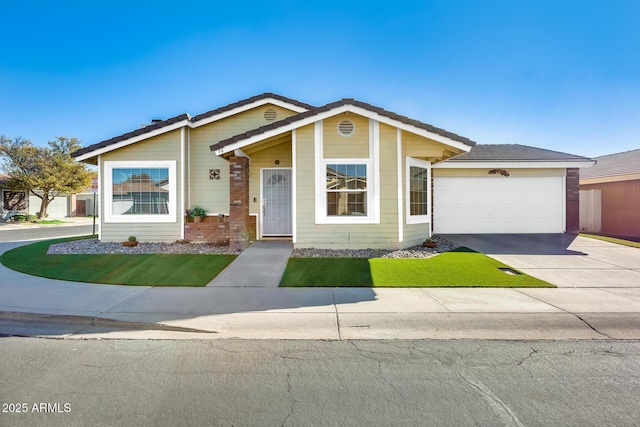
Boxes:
[566,167,580,233]
[184,215,256,244]
[184,216,229,244]
[229,155,251,250]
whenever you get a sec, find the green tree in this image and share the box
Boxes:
[0,136,93,219]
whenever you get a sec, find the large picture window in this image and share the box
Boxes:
[104,161,176,223]
[326,164,367,216]
[112,168,169,215]
[406,157,431,224]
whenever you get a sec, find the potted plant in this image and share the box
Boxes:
[188,206,207,223]
[422,238,437,248]
[123,235,138,247]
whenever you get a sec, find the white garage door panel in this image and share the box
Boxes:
[434,176,564,233]
[29,195,68,218]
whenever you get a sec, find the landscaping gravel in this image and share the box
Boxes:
[291,235,460,258]
[47,239,240,255]
[48,235,460,258]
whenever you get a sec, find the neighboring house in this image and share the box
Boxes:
[28,191,72,218]
[73,190,98,217]
[1,173,27,220]
[71,93,594,250]
[580,149,640,239]
[1,174,86,219]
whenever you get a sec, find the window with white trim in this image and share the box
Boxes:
[406,157,431,224]
[104,161,176,223]
[326,164,367,216]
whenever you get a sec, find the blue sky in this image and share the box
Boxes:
[1,1,638,158]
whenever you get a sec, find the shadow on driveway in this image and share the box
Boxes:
[441,233,583,255]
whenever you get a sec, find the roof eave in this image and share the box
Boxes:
[211,103,475,156]
[434,160,596,169]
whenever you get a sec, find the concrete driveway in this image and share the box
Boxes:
[441,234,640,288]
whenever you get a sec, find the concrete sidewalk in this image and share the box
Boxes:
[1,237,640,340]
[0,216,95,230]
[207,241,293,287]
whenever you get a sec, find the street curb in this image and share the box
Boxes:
[0,311,216,334]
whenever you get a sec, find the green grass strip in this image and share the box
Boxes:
[0,236,237,287]
[280,258,373,287]
[280,247,554,288]
[579,233,640,249]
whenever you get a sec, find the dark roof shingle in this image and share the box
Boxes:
[445,144,592,162]
[71,93,315,159]
[580,148,640,179]
[210,98,477,152]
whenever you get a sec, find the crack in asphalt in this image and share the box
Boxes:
[458,374,526,427]
[281,364,297,427]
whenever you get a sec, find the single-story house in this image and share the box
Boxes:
[580,149,640,239]
[1,174,93,219]
[1,173,27,210]
[71,93,594,249]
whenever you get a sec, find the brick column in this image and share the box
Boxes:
[566,168,580,233]
[229,155,251,250]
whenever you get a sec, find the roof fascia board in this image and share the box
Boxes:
[74,120,190,161]
[345,105,473,153]
[434,160,596,169]
[215,105,352,155]
[215,104,473,155]
[192,98,309,128]
[75,96,311,161]
[580,173,640,185]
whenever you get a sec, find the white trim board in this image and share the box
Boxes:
[435,161,596,169]
[74,97,310,161]
[214,104,473,156]
[314,119,380,225]
[103,160,177,223]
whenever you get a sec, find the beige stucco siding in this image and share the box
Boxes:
[100,129,183,242]
[189,105,299,214]
[323,114,370,158]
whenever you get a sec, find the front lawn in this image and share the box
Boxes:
[280,247,554,287]
[0,237,236,287]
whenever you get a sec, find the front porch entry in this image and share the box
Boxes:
[261,168,292,237]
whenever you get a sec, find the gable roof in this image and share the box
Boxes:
[71,93,314,160]
[210,98,477,155]
[580,148,640,180]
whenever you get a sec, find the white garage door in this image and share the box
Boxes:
[434,176,565,233]
[29,195,69,218]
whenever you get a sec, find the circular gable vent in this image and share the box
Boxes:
[337,120,355,136]
[264,109,277,121]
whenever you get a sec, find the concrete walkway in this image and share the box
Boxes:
[1,233,639,340]
[207,241,293,287]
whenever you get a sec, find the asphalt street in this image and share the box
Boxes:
[1,338,639,427]
[0,224,93,243]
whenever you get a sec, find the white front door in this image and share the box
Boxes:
[262,169,292,236]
